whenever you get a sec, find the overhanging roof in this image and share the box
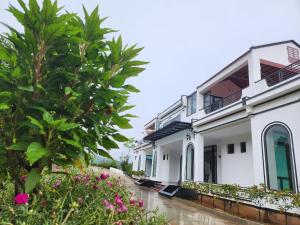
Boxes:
[143,121,191,142]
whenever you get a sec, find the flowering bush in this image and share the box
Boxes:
[0,170,167,225]
[182,181,300,213]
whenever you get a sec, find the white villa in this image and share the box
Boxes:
[132,40,300,193]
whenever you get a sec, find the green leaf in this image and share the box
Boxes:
[0,103,9,110]
[112,133,129,142]
[26,142,49,166]
[12,67,22,78]
[0,91,12,98]
[27,116,45,134]
[112,116,132,129]
[42,111,54,125]
[60,137,82,150]
[57,122,79,131]
[65,87,72,95]
[25,169,42,193]
[97,149,113,160]
[119,105,135,113]
[8,142,29,151]
[101,136,119,150]
[123,84,140,93]
[18,86,34,92]
[122,113,138,118]
[110,74,126,88]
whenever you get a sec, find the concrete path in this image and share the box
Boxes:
[94,168,262,225]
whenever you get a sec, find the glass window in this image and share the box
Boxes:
[264,124,295,191]
[240,142,246,153]
[186,144,194,180]
[187,93,196,116]
[138,155,141,171]
[152,151,157,177]
[227,144,234,154]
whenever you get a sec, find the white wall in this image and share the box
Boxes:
[219,136,254,186]
[251,42,300,82]
[251,99,300,189]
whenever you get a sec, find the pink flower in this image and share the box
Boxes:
[100,173,110,180]
[103,200,114,211]
[82,174,90,184]
[117,222,123,225]
[78,197,84,205]
[20,175,27,183]
[14,193,29,205]
[107,203,115,211]
[95,176,101,181]
[74,175,81,183]
[52,180,61,189]
[103,199,109,207]
[92,184,99,190]
[137,199,144,208]
[115,195,123,207]
[106,181,112,187]
[117,204,128,213]
[129,197,136,206]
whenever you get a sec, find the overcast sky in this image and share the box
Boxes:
[1,0,300,160]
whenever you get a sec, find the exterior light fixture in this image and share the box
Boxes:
[186,133,191,140]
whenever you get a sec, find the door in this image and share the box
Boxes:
[204,145,217,183]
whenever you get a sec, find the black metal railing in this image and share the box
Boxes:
[204,90,242,114]
[263,60,300,86]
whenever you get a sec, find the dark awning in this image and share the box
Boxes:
[143,121,191,142]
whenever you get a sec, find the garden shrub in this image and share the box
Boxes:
[0,0,146,194]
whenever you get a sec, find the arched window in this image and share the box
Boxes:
[152,151,157,177]
[138,155,141,171]
[186,144,194,180]
[264,123,296,191]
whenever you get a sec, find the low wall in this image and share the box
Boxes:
[109,167,124,175]
[196,193,300,225]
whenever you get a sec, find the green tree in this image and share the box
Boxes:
[0,0,146,194]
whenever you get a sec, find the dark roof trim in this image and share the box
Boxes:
[197,40,300,89]
[143,121,191,142]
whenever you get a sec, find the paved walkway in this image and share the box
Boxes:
[95,168,262,225]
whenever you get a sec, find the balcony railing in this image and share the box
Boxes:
[204,90,242,114]
[264,60,300,86]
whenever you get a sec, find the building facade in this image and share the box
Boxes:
[133,40,300,192]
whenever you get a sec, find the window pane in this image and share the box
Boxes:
[227,144,234,154]
[265,125,294,191]
[186,145,194,180]
[240,142,246,153]
[152,151,157,177]
[187,93,196,116]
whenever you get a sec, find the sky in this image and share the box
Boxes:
[1,0,300,160]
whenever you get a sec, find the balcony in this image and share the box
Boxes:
[261,60,300,87]
[204,90,242,114]
[203,64,248,114]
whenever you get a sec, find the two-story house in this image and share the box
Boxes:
[133,40,300,193]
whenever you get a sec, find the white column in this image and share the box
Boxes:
[250,118,265,185]
[181,141,186,182]
[194,133,204,182]
[152,145,162,181]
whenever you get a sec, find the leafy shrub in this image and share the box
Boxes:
[132,170,145,177]
[182,181,300,214]
[0,170,167,225]
[92,160,120,169]
[0,0,146,194]
[120,156,133,176]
